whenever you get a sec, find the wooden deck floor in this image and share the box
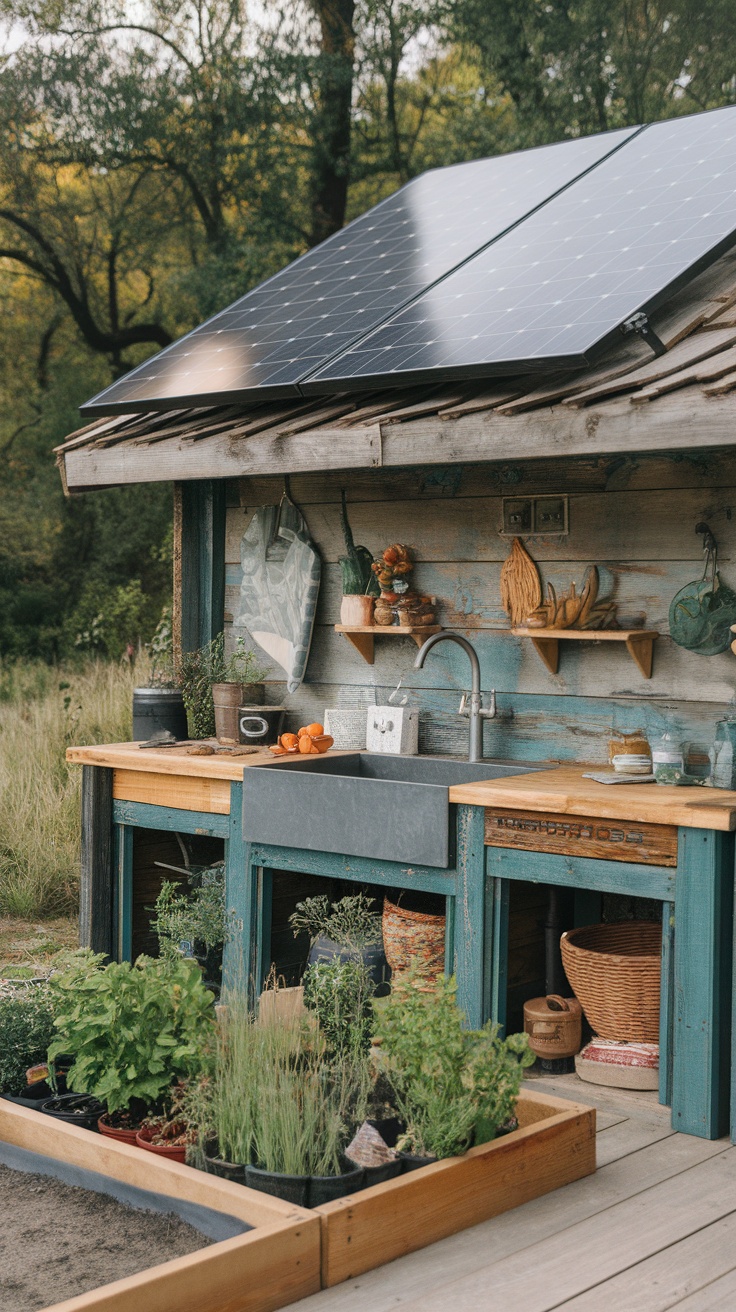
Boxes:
[285,1073,736,1311]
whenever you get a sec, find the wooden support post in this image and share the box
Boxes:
[454,804,486,1029]
[223,781,251,993]
[484,872,509,1033]
[660,900,675,1109]
[673,827,733,1139]
[114,824,134,963]
[79,766,114,956]
[177,480,226,653]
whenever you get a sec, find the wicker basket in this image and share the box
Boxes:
[560,921,661,1042]
[382,896,445,984]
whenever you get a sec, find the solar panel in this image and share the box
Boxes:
[305,107,736,390]
[80,128,638,414]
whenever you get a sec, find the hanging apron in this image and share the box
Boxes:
[236,497,321,693]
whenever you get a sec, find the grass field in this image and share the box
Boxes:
[0,660,137,920]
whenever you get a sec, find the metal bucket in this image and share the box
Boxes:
[132,687,187,742]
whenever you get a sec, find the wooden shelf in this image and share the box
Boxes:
[335,624,442,665]
[511,627,659,678]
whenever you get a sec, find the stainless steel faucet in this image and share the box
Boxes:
[413,631,496,762]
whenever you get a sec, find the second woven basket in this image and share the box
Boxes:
[560,920,661,1043]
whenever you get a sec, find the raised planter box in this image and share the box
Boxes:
[0,1100,321,1312]
[314,1087,596,1286]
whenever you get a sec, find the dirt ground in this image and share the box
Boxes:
[0,917,77,988]
[0,1163,212,1311]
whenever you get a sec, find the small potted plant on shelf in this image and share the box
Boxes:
[177,632,266,742]
[132,607,188,742]
[47,950,215,1141]
[339,491,378,626]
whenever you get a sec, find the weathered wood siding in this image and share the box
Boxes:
[224,448,736,763]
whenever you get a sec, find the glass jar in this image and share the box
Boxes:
[608,729,652,774]
[651,733,685,785]
[710,717,736,790]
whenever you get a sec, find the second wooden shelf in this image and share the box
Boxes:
[512,627,659,678]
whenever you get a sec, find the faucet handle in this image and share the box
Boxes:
[459,690,497,719]
[459,692,469,716]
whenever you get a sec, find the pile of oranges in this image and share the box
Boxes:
[269,722,334,756]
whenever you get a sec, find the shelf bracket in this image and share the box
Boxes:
[625,634,654,679]
[529,635,560,675]
[340,631,375,664]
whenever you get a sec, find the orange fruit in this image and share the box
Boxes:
[280,732,300,750]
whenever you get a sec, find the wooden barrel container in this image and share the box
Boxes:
[523,994,582,1059]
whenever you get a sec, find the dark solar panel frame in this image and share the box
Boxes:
[80,127,639,414]
[304,106,736,392]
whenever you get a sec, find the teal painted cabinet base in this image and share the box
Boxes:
[486,828,733,1141]
[99,772,733,1142]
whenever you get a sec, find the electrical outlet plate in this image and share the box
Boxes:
[501,495,569,536]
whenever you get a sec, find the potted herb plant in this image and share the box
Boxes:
[289,892,390,993]
[151,859,227,988]
[47,950,215,1141]
[0,990,56,1105]
[339,491,378,626]
[177,633,266,742]
[376,971,535,1167]
[132,607,188,742]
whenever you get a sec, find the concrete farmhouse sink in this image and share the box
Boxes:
[242,753,538,868]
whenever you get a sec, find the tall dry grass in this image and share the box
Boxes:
[0,660,139,918]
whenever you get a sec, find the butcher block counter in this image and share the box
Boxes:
[67,744,736,1142]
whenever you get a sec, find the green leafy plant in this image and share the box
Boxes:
[176,634,266,738]
[0,991,55,1092]
[151,862,227,962]
[303,959,375,1058]
[339,491,379,597]
[144,606,177,689]
[289,893,382,952]
[48,951,216,1117]
[376,972,535,1158]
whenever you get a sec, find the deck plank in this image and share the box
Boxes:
[670,1265,736,1308]
[287,1132,727,1310]
[594,1117,674,1168]
[554,1211,736,1309]
[391,1149,736,1312]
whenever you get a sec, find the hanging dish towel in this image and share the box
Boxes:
[669,528,736,656]
[236,497,321,693]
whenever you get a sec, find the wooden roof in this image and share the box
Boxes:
[56,250,736,491]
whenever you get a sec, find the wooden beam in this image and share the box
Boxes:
[79,766,114,955]
[180,481,226,652]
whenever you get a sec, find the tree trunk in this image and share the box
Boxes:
[309,0,356,245]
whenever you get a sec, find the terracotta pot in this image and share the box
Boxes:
[212,682,244,743]
[98,1113,142,1145]
[136,1126,188,1163]
[340,595,375,626]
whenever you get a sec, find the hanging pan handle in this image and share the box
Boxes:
[545,995,570,1012]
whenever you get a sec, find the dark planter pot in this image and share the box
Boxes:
[367,1116,404,1150]
[245,1164,310,1207]
[398,1150,438,1173]
[41,1094,104,1131]
[204,1146,247,1185]
[360,1158,403,1188]
[308,1161,365,1207]
[308,934,391,996]
[1,1080,53,1108]
[238,705,285,747]
[132,688,188,742]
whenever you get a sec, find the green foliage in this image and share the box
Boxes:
[152,863,227,960]
[338,491,379,596]
[303,959,375,1058]
[289,893,382,952]
[0,991,56,1092]
[176,634,266,739]
[48,951,216,1115]
[376,972,535,1158]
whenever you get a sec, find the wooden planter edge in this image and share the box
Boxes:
[0,1101,321,1312]
[314,1088,597,1287]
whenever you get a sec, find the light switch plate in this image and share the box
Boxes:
[501,495,569,536]
[502,498,533,534]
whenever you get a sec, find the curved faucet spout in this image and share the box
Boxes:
[414,631,492,762]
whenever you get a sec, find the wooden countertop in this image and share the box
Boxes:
[448,764,736,831]
[66,745,736,831]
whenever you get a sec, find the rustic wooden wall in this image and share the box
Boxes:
[223,447,736,763]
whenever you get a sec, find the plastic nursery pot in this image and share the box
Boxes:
[98,1111,144,1144]
[41,1094,105,1131]
[204,1147,247,1186]
[308,1161,365,1208]
[1,1081,54,1109]
[245,1165,310,1207]
[135,1127,188,1164]
[397,1150,438,1173]
[360,1158,403,1188]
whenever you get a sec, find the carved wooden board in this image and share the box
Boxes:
[484,808,678,866]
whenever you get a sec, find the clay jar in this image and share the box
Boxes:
[340,595,375,626]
